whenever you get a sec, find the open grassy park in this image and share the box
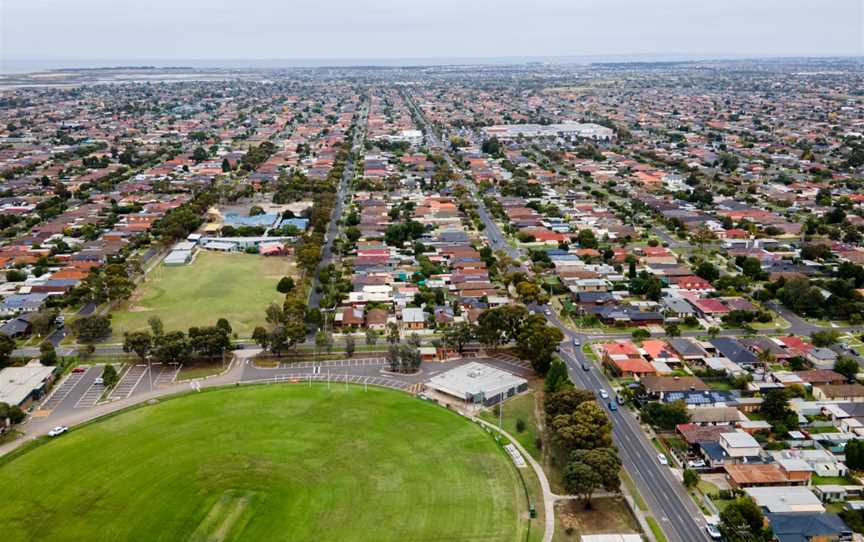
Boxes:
[0,385,527,542]
[109,251,293,341]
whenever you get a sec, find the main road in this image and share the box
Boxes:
[560,341,711,542]
[403,88,710,541]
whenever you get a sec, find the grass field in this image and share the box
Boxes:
[109,251,293,340]
[0,385,526,542]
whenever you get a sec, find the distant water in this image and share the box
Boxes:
[0,54,763,75]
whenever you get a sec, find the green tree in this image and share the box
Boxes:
[695,261,719,282]
[102,364,119,389]
[39,342,58,366]
[631,328,651,341]
[122,330,153,362]
[192,146,208,162]
[216,318,232,336]
[550,401,613,452]
[148,316,164,337]
[442,322,474,353]
[515,281,543,304]
[365,328,379,346]
[835,356,860,382]
[252,326,269,350]
[152,331,191,365]
[187,326,231,357]
[544,388,595,424]
[664,323,681,337]
[563,447,622,508]
[683,469,699,488]
[476,305,529,347]
[344,335,355,359]
[72,315,112,344]
[576,229,598,249]
[811,329,841,347]
[0,402,25,425]
[544,358,572,393]
[516,318,564,375]
[315,330,333,358]
[386,322,400,345]
[845,440,864,470]
[276,276,295,294]
[399,344,422,373]
[640,401,690,430]
[720,496,771,542]
[386,344,400,372]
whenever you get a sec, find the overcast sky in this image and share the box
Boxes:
[1,0,862,63]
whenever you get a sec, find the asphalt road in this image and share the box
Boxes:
[403,91,525,270]
[559,343,711,542]
[308,104,367,311]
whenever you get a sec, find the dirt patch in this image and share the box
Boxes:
[126,306,153,313]
[556,497,640,539]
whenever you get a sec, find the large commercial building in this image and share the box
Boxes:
[482,121,614,141]
[427,362,527,406]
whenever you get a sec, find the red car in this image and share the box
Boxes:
[71,367,85,373]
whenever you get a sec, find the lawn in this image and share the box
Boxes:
[0,385,527,542]
[109,251,293,341]
[480,387,542,461]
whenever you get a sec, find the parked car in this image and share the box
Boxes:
[617,395,625,405]
[705,524,722,539]
[94,377,104,385]
[657,453,669,465]
[71,367,85,373]
[573,338,581,347]
[48,426,68,437]
[688,459,706,469]
[599,390,609,399]
[544,308,551,316]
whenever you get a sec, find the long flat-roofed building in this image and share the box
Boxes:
[427,362,527,406]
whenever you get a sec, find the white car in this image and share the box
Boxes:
[48,426,68,437]
[688,459,706,469]
[573,338,581,347]
[544,308,551,316]
[705,524,722,539]
[599,390,609,400]
[657,453,669,465]
[94,377,104,385]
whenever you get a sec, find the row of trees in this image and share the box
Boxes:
[122,317,232,364]
[544,386,621,508]
[473,305,564,374]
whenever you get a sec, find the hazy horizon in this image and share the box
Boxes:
[2,52,863,76]
[1,0,862,75]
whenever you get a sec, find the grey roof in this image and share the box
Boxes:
[766,512,850,541]
[668,338,708,358]
[662,296,696,314]
[710,337,758,366]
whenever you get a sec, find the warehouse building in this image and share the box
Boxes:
[427,362,527,406]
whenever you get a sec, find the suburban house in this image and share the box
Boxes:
[814,384,864,402]
[597,341,655,378]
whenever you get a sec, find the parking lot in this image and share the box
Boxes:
[108,363,180,401]
[39,366,102,415]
